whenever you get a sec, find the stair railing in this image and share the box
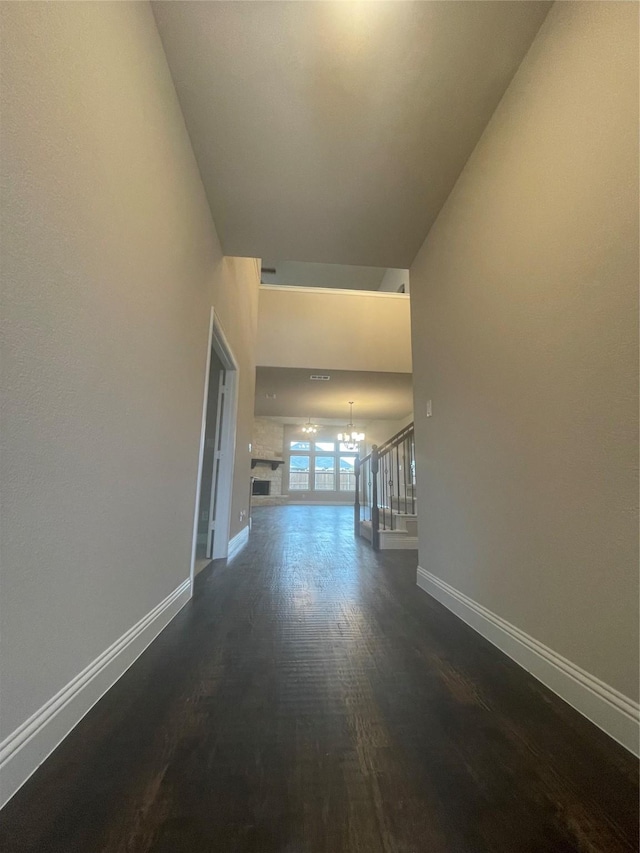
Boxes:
[354,422,415,550]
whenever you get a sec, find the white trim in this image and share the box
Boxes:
[359,521,418,550]
[189,308,215,592]
[212,309,239,373]
[190,310,240,578]
[227,525,249,562]
[416,567,640,756]
[210,311,239,561]
[379,531,418,550]
[259,284,409,299]
[0,579,191,809]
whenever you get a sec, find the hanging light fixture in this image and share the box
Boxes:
[301,416,318,434]
[337,401,365,451]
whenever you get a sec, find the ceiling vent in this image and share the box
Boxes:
[310,374,331,381]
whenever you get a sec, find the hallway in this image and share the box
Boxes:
[0,506,637,852]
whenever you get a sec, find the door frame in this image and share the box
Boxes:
[189,308,240,593]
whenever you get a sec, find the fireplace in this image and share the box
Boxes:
[252,479,270,496]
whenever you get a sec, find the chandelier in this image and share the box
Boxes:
[337,401,364,451]
[301,417,318,434]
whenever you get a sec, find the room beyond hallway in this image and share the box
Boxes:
[0,506,637,852]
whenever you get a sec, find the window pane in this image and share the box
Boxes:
[314,456,335,471]
[314,455,335,490]
[339,456,356,491]
[290,440,310,450]
[315,441,335,452]
[289,455,310,490]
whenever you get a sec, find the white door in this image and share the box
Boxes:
[206,368,227,559]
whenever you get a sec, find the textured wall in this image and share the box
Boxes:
[0,1,258,741]
[257,286,412,373]
[214,257,260,539]
[410,1,639,701]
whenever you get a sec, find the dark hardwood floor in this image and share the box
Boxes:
[1,505,637,852]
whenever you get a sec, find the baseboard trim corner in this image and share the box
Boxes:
[0,578,191,809]
[416,566,639,756]
[228,525,249,562]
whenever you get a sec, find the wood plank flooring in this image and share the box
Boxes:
[0,505,637,852]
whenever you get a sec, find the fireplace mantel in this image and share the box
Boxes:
[251,458,284,471]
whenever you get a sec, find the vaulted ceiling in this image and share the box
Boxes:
[152,1,550,268]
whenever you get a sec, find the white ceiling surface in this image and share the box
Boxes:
[254,367,413,421]
[153,1,550,268]
[260,261,388,291]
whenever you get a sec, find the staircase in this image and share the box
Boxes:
[354,423,418,550]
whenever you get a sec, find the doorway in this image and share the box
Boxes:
[196,346,225,566]
[190,310,239,586]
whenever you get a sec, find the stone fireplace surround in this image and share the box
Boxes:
[251,418,288,506]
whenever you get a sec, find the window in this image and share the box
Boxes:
[289,455,310,490]
[314,456,335,490]
[287,435,357,493]
[339,456,356,491]
[315,441,335,452]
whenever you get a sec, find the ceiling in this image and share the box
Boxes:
[254,367,413,421]
[152,2,550,268]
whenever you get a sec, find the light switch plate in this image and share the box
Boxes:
[426,400,432,417]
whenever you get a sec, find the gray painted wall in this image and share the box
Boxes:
[410,1,639,702]
[0,2,258,743]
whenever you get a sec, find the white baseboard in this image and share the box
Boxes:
[0,578,191,809]
[379,532,418,550]
[359,522,373,543]
[416,567,639,756]
[227,525,249,562]
[358,521,417,550]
